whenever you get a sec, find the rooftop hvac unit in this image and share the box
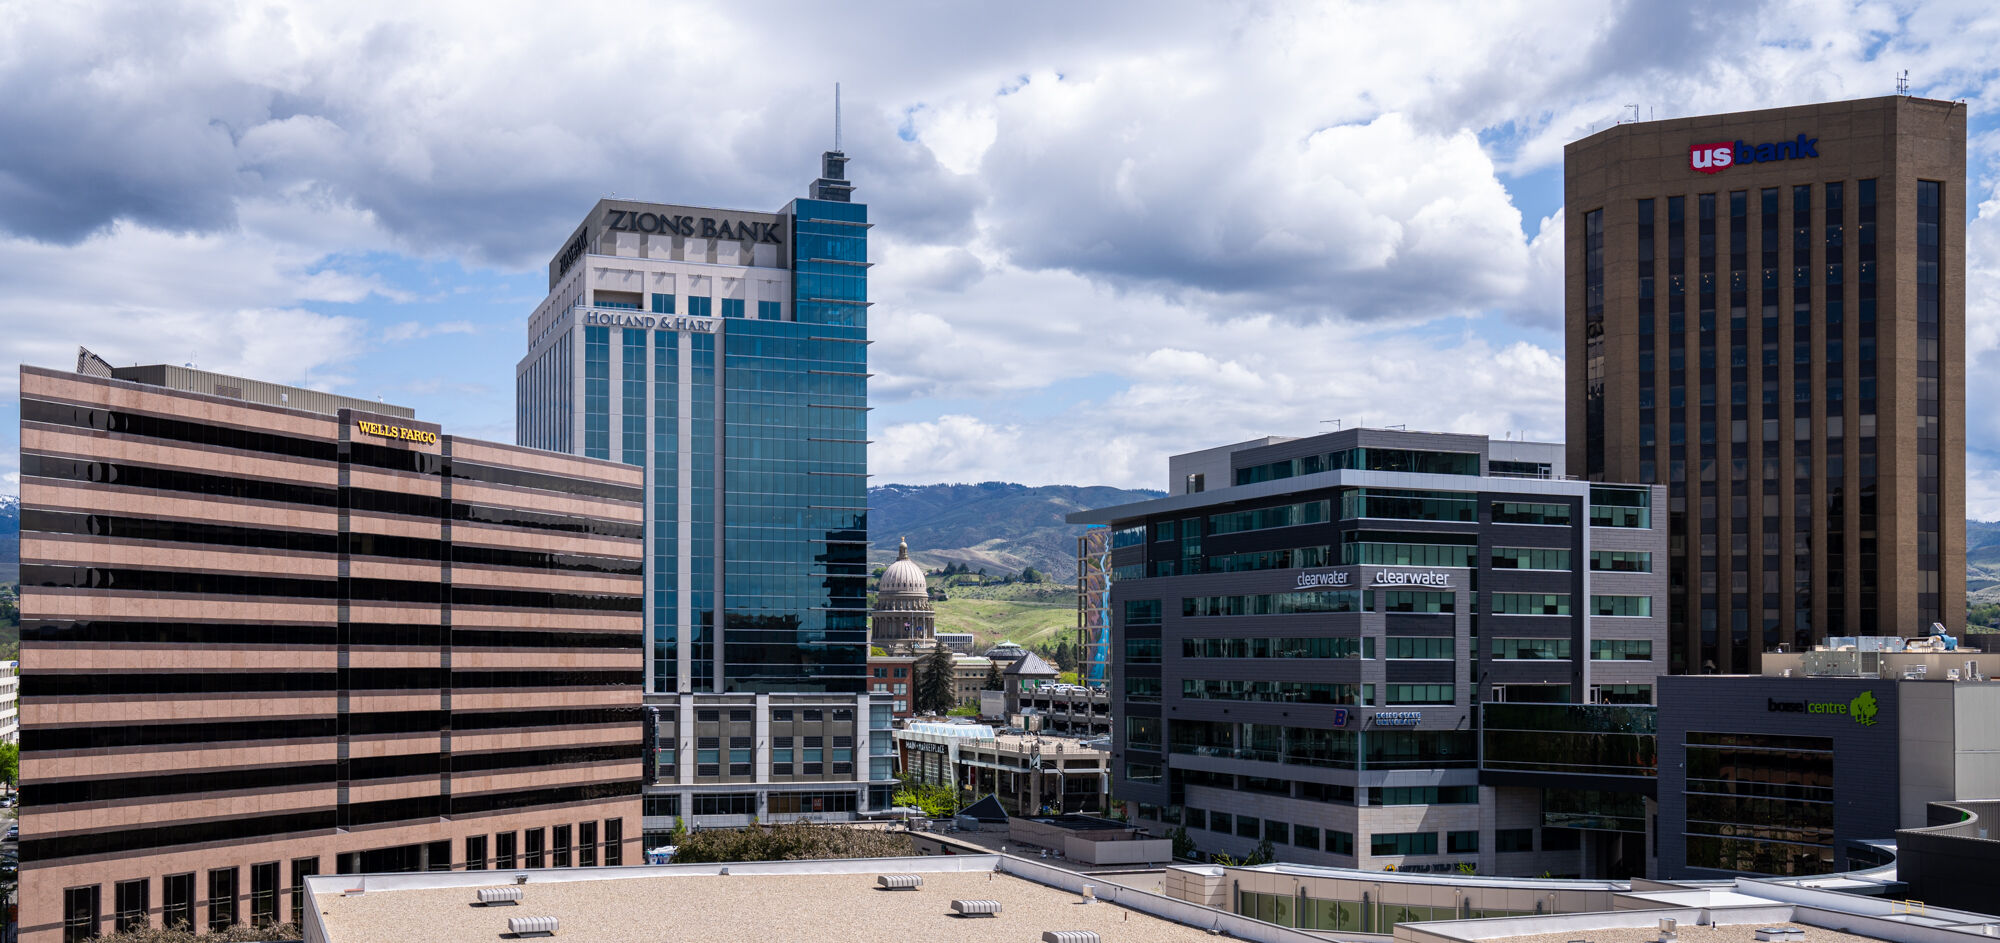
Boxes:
[877,874,923,891]
[951,899,1003,917]
[506,915,559,936]
[1044,932,1102,943]
[476,886,523,906]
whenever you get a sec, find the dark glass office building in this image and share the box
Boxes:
[1069,429,1666,878]
[516,152,893,828]
[1566,96,1967,673]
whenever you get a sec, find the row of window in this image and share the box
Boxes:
[62,820,626,941]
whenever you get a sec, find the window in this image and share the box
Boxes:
[1326,830,1354,855]
[694,793,759,816]
[1180,679,1363,704]
[250,862,278,927]
[1589,595,1652,617]
[1126,715,1162,749]
[1123,599,1162,625]
[1491,502,1571,525]
[115,880,149,934]
[1372,786,1477,805]
[1542,828,1581,851]
[605,818,624,866]
[1294,824,1321,850]
[1380,591,1454,613]
[207,867,237,933]
[1589,550,1652,572]
[1591,639,1653,660]
[1589,487,1652,528]
[1236,815,1261,839]
[1209,500,1330,535]
[553,825,573,867]
[1385,637,1453,659]
[1183,590,1360,617]
[1124,677,1161,702]
[1448,830,1480,854]
[758,300,782,319]
[1182,636,1370,659]
[1386,684,1454,705]
[494,832,517,870]
[1342,489,1477,522]
[525,828,546,868]
[1491,547,1571,570]
[289,858,318,927]
[686,296,712,317]
[1593,684,1653,704]
[1496,828,1534,852]
[163,873,194,931]
[1493,638,1570,660]
[1493,593,1570,615]
[1209,811,1233,835]
[1265,819,1290,844]
[1370,831,1438,856]
[1125,762,1162,784]
[65,885,101,942]
[650,293,675,313]
[720,298,745,318]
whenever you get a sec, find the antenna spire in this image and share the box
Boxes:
[1897,70,1910,96]
[835,82,843,151]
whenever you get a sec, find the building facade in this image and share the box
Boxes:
[1565,95,1967,673]
[0,660,18,744]
[514,152,893,834]
[20,362,644,943]
[1069,429,1666,877]
[1655,658,2000,879]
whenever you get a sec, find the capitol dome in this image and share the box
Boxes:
[871,538,936,648]
[879,538,929,598]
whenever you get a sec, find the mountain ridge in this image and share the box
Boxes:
[866,481,1162,578]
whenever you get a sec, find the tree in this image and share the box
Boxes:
[983,660,1004,691]
[1251,837,1276,865]
[1020,566,1043,583]
[891,776,963,817]
[916,647,956,714]
[0,742,16,790]
[1169,826,1196,860]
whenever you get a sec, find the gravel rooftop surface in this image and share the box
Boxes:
[316,869,1230,943]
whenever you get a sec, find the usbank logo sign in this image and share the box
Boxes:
[1690,134,1820,174]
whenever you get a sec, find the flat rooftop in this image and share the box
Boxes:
[307,855,1328,943]
[1476,925,1877,943]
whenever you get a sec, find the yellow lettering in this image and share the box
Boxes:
[356,421,438,445]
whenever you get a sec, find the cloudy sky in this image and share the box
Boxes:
[1,0,1996,515]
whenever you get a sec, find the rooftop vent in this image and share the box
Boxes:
[1044,932,1102,943]
[1079,884,1097,904]
[1755,929,1803,942]
[1659,917,1678,943]
[507,915,559,936]
[877,874,923,891]
[951,899,1002,917]
[477,886,523,906]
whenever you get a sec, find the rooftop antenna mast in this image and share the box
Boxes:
[1897,70,1910,96]
[834,82,842,151]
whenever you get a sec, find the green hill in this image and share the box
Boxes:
[868,481,1162,578]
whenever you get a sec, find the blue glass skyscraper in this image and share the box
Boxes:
[517,151,890,829]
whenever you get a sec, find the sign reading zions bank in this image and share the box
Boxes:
[1690,134,1820,174]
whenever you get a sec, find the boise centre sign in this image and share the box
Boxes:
[1690,134,1820,174]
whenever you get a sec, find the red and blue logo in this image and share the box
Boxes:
[1690,134,1818,174]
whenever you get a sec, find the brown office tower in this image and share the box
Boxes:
[20,353,644,943]
[1565,96,1966,674]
